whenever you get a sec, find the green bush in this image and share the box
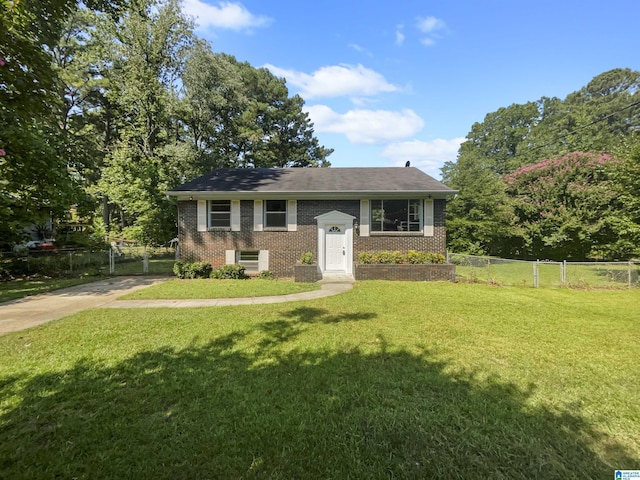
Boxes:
[406,250,447,264]
[173,261,186,278]
[299,252,314,265]
[211,264,248,279]
[173,261,213,279]
[358,250,446,265]
[190,262,213,279]
[0,264,11,281]
[258,270,275,280]
[357,252,375,264]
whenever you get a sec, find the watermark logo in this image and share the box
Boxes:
[616,471,640,480]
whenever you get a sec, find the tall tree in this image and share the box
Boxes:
[444,68,640,258]
[504,152,631,260]
[181,47,332,172]
[180,44,247,176]
[609,140,640,258]
[95,0,194,244]
[442,148,521,257]
[233,60,332,168]
[0,0,88,246]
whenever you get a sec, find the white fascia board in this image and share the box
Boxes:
[168,190,458,201]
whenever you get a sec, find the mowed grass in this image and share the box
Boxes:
[0,282,638,478]
[119,278,320,300]
[0,276,102,303]
[456,260,640,288]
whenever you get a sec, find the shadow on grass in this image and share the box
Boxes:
[0,313,635,479]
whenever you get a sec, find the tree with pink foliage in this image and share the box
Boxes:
[505,152,638,260]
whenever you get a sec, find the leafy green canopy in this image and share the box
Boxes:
[443,68,640,260]
[504,152,638,260]
[0,0,333,247]
[0,0,82,246]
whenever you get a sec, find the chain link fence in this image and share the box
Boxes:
[1,246,177,279]
[448,253,640,289]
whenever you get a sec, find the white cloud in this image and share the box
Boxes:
[382,138,464,178]
[182,0,272,31]
[265,63,398,99]
[420,37,436,47]
[306,105,424,144]
[395,25,405,46]
[348,43,373,57]
[416,15,446,46]
[417,16,445,33]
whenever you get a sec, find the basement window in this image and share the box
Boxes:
[236,251,260,273]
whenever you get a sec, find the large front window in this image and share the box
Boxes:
[209,200,231,228]
[370,199,421,232]
[264,200,287,228]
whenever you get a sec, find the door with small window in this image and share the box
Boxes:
[325,224,346,271]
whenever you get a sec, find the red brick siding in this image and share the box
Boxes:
[178,198,448,277]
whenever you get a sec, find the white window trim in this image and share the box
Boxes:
[424,199,434,237]
[258,250,269,271]
[359,200,370,237]
[197,200,207,232]
[253,200,263,231]
[230,200,240,232]
[287,199,297,231]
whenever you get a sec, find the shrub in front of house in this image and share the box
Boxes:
[210,264,248,279]
[258,270,275,280]
[355,250,453,281]
[406,250,447,264]
[173,260,213,279]
[358,250,446,265]
[299,252,314,265]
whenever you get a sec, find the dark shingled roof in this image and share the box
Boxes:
[168,168,456,196]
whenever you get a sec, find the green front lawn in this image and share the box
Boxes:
[455,258,640,288]
[119,278,320,300]
[0,282,638,478]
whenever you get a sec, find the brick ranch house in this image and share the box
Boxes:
[167,167,457,278]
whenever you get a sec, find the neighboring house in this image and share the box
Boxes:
[167,167,457,278]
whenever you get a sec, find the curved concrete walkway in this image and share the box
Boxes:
[0,275,354,336]
[105,281,352,308]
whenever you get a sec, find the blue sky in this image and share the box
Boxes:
[181,0,640,179]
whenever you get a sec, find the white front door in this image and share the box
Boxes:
[325,224,346,271]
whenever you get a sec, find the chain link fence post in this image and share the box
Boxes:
[143,247,149,274]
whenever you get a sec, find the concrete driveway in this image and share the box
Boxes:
[0,275,355,336]
[0,276,170,336]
